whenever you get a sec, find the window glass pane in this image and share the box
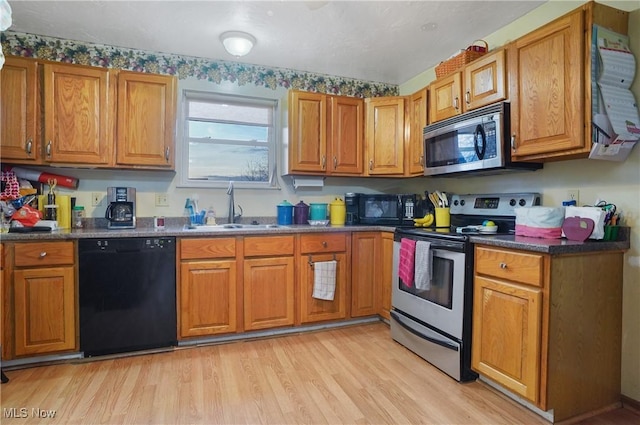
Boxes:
[189,101,270,124]
[188,142,269,182]
[188,121,268,143]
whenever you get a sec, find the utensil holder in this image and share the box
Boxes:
[435,207,450,228]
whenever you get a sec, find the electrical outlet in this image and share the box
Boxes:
[567,189,579,205]
[91,192,102,207]
[155,193,170,207]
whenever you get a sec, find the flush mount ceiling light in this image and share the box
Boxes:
[220,31,256,57]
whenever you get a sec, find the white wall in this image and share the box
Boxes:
[399,0,640,402]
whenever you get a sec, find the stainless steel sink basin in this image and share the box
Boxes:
[183,224,286,231]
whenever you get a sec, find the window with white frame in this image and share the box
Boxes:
[180,90,277,188]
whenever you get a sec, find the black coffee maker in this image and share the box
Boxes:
[105,187,136,229]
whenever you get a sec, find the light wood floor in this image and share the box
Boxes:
[1,322,638,424]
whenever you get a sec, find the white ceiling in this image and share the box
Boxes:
[6,0,550,85]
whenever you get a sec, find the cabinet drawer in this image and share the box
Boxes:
[181,237,236,260]
[14,241,75,267]
[475,246,544,287]
[244,235,294,257]
[300,233,346,254]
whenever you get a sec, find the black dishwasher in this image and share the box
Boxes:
[79,237,177,357]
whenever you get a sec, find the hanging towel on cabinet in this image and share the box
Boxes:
[312,260,337,300]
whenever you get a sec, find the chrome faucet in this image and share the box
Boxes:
[226,181,242,223]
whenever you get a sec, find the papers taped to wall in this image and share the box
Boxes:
[590,25,639,161]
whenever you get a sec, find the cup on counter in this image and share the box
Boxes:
[435,207,450,228]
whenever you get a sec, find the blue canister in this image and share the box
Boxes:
[277,200,294,225]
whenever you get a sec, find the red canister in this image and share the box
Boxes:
[293,200,310,225]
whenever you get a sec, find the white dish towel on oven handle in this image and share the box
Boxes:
[414,241,432,291]
[312,260,337,300]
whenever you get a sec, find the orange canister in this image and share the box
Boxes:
[329,197,346,225]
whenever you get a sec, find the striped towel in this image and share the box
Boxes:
[312,260,337,300]
[398,238,416,287]
[414,241,432,291]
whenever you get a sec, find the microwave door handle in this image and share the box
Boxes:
[474,124,486,160]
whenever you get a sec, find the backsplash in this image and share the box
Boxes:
[1,31,398,98]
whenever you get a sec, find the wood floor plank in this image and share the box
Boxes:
[1,322,638,424]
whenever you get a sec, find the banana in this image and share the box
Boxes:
[413,213,435,227]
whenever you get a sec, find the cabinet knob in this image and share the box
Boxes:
[499,262,507,269]
[40,252,47,258]
[321,155,326,170]
[454,97,460,110]
[511,134,516,151]
[322,241,328,248]
[369,159,373,171]
[26,138,33,155]
[465,91,470,105]
[333,156,337,170]
[419,155,424,166]
[165,147,170,162]
[46,140,52,157]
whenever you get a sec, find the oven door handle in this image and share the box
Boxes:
[391,311,459,352]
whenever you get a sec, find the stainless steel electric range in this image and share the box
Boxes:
[390,192,540,381]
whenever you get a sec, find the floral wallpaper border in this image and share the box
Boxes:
[1,31,398,98]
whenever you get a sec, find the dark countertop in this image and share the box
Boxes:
[1,222,629,255]
[469,226,630,254]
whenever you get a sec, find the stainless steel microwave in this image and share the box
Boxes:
[423,102,541,177]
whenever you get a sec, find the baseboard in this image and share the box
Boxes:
[621,395,640,415]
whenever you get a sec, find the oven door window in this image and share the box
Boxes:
[399,254,454,309]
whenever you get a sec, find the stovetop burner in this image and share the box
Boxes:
[396,192,540,240]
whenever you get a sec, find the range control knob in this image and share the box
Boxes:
[519,198,527,206]
[509,199,516,206]
[453,200,459,206]
[460,200,466,206]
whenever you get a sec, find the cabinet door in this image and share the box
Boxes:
[508,10,585,160]
[328,95,364,175]
[351,232,380,317]
[299,252,347,323]
[179,260,237,338]
[407,88,427,175]
[365,97,405,175]
[288,90,327,173]
[116,71,176,168]
[380,232,394,320]
[429,72,462,122]
[464,49,507,111]
[0,57,39,163]
[14,266,76,356]
[43,63,113,165]
[244,257,295,330]
[472,275,542,403]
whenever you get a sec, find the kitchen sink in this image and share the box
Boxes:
[183,223,287,231]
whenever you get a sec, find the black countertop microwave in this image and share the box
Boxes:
[346,193,416,226]
[423,102,542,177]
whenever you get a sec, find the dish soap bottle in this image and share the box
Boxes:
[205,207,217,225]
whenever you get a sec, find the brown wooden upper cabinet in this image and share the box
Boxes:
[0,57,40,163]
[287,90,363,176]
[116,71,176,168]
[429,49,507,123]
[407,87,428,175]
[508,2,628,162]
[0,57,177,170]
[43,62,114,165]
[364,96,406,175]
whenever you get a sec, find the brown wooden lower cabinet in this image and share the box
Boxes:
[380,232,394,320]
[298,233,349,324]
[5,241,77,358]
[472,245,624,422]
[178,238,238,338]
[351,232,381,317]
[243,236,295,331]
